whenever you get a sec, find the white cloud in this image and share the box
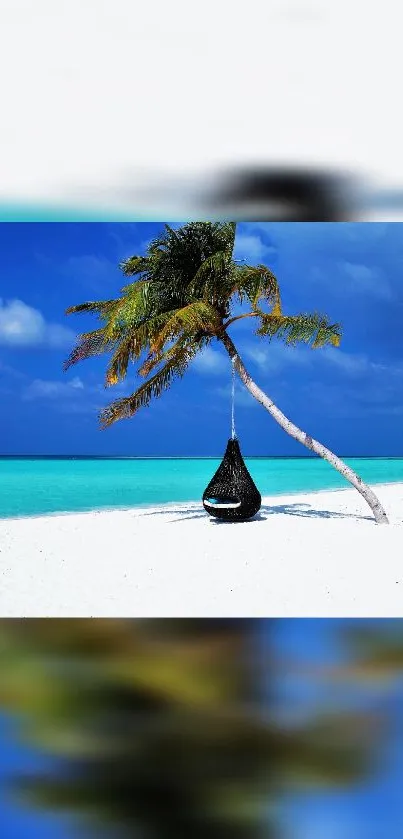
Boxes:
[244,341,312,373]
[243,339,399,381]
[23,376,84,401]
[234,233,276,264]
[20,374,138,415]
[319,346,390,376]
[0,299,75,349]
[340,261,392,299]
[192,346,228,375]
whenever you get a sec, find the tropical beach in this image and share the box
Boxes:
[0,479,402,617]
[1,220,403,615]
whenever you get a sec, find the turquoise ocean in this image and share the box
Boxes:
[1,456,403,520]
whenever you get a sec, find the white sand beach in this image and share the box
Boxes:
[0,483,402,618]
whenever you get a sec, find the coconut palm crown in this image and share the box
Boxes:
[64,222,340,429]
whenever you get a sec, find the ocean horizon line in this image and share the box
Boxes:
[1,455,403,461]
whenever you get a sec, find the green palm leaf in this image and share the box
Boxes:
[65,299,117,318]
[139,334,210,378]
[256,312,341,347]
[119,255,149,277]
[105,333,139,386]
[150,301,220,354]
[236,265,282,311]
[63,329,117,371]
[99,344,199,428]
[186,251,233,301]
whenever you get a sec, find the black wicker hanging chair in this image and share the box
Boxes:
[203,437,262,521]
[202,357,261,521]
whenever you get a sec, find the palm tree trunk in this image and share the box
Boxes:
[220,331,389,525]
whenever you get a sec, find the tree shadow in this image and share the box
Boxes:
[138,506,205,522]
[259,503,374,522]
[138,502,374,524]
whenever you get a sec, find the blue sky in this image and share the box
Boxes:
[1,619,403,839]
[1,222,403,456]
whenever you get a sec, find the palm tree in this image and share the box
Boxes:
[0,619,383,839]
[63,222,388,524]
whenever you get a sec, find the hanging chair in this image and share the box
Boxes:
[203,437,262,521]
[202,357,262,521]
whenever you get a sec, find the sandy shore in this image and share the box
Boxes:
[0,483,402,617]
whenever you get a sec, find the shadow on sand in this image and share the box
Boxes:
[138,502,374,524]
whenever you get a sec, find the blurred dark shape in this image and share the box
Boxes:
[207,166,355,221]
[0,620,392,839]
[65,165,359,222]
[341,622,403,681]
[38,164,403,221]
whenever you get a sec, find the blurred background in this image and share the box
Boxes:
[1,4,403,834]
[1,619,403,839]
[1,0,403,221]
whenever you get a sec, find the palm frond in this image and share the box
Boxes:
[100,282,152,340]
[63,330,117,371]
[139,334,210,378]
[150,301,220,354]
[235,265,281,311]
[256,312,342,348]
[223,221,237,251]
[186,251,233,302]
[120,279,151,301]
[105,335,138,386]
[105,310,181,386]
[99,345,198,428]
[119,255,149,277]
[65,300,117,318]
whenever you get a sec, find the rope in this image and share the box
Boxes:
[231,356,237,440]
